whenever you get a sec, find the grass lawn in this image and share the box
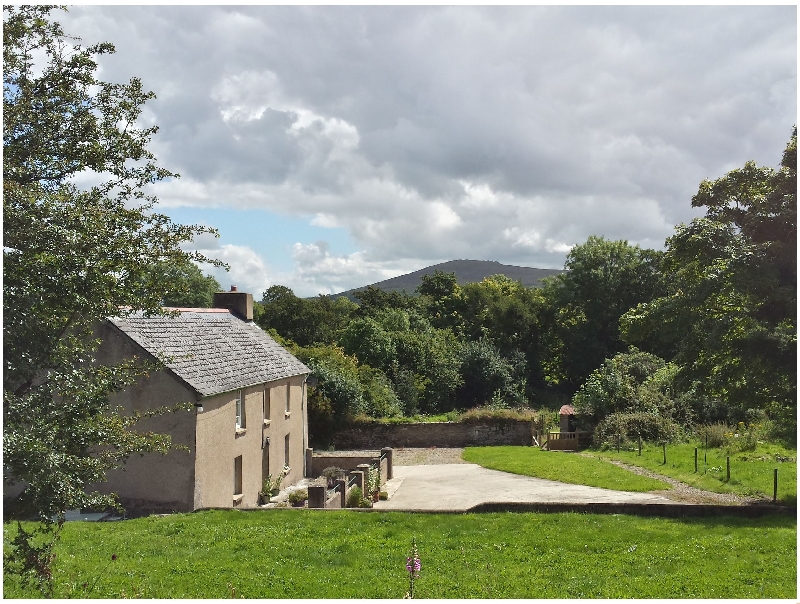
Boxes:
[586,442,797,505]
[3,510,795,599]
[462,445,671,492]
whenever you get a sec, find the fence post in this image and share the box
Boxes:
[773,468,778,502]
[726,456,730,482]
[638,436,642,456]
[616,433,620,452]
[694,448,698,473]
[662,443,666,465]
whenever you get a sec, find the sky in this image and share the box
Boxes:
[57,5,796,298]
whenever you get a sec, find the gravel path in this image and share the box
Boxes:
[392,447,470,465]
[600,458,764,505]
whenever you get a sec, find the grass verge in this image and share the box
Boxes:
[3,510,795,598]
[586,442,797,505]
[462,445,670,492]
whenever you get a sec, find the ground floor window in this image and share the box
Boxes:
[234,455,243,495]
[284,434,290,468]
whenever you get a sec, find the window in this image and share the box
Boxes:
[284,434,290,468]
[233,456,243,496]
[235,389,245,429]
[285,384,291,414]
[263,387,270,422]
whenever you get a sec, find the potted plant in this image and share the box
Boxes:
[260,465,290,504]
[288,489,308,508]
[321,466,345,489]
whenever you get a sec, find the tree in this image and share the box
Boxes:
[140,258,221,307]
[256,286,356,347]
[571,349,691,446]
[3,6,221,591]
[621,130,797,436]
[456,338,528,409]
[455,275,544,390]
[538,237,665,390]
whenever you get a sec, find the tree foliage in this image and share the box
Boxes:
[538,237,665,389]
[256,285,356,347]
[621,129,796,436]
[138,258,222,308]
[3,6,221,588]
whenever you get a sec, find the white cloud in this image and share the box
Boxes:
[289,242,419,296]
[57,5,795,295]
[188,240,272,299]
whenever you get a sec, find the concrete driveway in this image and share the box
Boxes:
[373,463,675,512]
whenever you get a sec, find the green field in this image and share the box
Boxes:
[462,445,671,492]
[586,442,797,505]
[4,510,795,598]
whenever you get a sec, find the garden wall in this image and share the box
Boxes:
[333,419,533,449]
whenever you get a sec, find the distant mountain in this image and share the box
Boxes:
[331,260,564,301]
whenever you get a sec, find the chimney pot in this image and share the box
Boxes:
[230,285,238,292]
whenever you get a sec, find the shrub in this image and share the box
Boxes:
[321,466,345,482]
[288,490,308,506]
[593,412,682,448]
[696,423,731,448]
[346,487,363,508]
[572,349,670,423]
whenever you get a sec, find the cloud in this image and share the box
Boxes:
[289,242,423,296]
[186,235,272,298]
[58,5,796,295]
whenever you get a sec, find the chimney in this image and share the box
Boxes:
[213,285,253,321]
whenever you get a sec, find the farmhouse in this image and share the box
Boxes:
[95,287,310,513]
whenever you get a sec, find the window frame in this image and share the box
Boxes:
[235,389,245,429]
[233,455,243,496]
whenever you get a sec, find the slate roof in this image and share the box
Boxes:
[108,310,309,397]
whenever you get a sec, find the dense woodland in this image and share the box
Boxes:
[176,131,797,448]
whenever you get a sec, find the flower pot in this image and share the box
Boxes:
[372,491,380,502]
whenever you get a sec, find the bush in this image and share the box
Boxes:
[696,423,731,448]
[346,487,363,508]
[593,412,682,448]
[288,489,308,506]
[321,466,344,481]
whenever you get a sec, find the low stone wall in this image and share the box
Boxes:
[309,451,380,477]
[333,419,533,450]
[309,449,391,484]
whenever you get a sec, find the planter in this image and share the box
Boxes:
[372,491,380,503]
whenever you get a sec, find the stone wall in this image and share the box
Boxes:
[333,419,533,449]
